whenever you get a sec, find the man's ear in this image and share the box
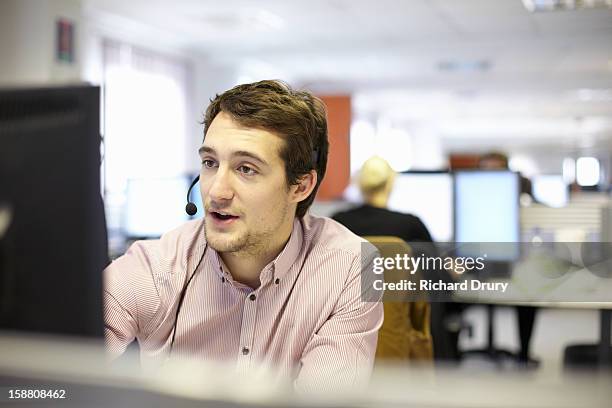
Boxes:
[290,170,318,203]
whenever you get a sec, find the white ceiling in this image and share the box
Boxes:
[84,0,612,158]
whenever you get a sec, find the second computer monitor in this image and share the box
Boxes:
[454,170,520,261]
[387,171,454,242]
[124,177,192,239]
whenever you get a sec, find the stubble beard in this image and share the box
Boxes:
[204,202,290,257]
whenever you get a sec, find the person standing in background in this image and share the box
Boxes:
[479,151,539,366]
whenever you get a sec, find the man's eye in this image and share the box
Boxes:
[238,165,257,175]
[202,159,217,169]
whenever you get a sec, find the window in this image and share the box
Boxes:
[102,41,191,236]
[576,157,600,187]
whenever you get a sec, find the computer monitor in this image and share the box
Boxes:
[387,171,454,242]
[454,170,520,261]
[0,85,108,338]
[532,175,568,208]
[123,176,193,238]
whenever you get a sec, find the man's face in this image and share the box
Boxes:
[198,112,296,256]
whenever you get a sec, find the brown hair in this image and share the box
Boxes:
[202,80,329,218]
[479,152,509,169]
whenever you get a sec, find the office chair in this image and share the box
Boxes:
[363,236,433,362]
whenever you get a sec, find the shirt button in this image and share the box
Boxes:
[274,278,280,285]
[221,277,225,283]
[249,294,256,301]
[242,347,250,355]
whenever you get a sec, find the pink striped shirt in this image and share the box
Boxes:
[104,213,383,393]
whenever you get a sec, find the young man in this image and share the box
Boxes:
[104,80,383,393]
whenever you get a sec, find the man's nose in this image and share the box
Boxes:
[207,167,234,201]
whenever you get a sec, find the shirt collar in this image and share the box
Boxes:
[271,217,302,281]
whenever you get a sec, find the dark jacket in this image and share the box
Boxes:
[331,204,433,243]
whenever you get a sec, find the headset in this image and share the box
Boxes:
[169,148,320,355]
[184,176,200,216]
[169,176,205,355]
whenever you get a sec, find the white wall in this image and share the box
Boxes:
[188,58,237,172]
[79,12,239,175]
[0,0,83,86]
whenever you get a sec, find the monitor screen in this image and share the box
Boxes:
[0,85,108,337]
[532,175,568,208]
[387,172,453,242]
[124,177,192,238]
[454,171,520,260]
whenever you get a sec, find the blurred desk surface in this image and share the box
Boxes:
[1,332,612,408]
[450,248,612,307]
[452,260,612,364]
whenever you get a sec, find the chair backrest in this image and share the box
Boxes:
[363,236,433,362]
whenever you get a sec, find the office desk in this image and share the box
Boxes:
[0,332,290,407]
[1,333,611,408]
[452,259,612,365]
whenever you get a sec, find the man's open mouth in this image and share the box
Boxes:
[210,211,239,221]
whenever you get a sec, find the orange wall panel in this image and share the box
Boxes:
[317,95,351,201]
[449,154,481,170]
